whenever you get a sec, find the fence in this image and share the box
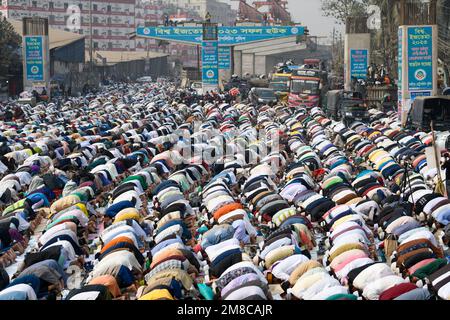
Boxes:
[366,85,398,108]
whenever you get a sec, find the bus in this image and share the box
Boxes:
[269,73,291,103]
[288,69,322,108]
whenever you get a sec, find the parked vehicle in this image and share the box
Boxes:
[190,82,203,95]
[326,90,370,125]
[406,96,450,132]
[249,87,278,106]
[137,76,153,83]
[269,73,291,103]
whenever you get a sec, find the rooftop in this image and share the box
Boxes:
[7,18,85,50]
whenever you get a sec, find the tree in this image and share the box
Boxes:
[0,16,21,76]
[320,0,371,24]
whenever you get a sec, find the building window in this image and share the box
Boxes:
[108,30,112,36]
[49,15,55,23]
[107,5,111,12]
[93,29,98,35]
[64,3,68,10]
[93,17,98,24]
[79,4,82,11]
[32,1,37,7]
[108,42,112,49]
[94,42,98,49]
[49,2,54,10]
[107,17,112,25]
[93,4,98,11]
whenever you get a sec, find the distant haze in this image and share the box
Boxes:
[287,0,344,44]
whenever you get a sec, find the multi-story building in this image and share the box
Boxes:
[135,0,162,53]
[0,0,287,68]
[153,0,237,25]
[1,0,136,51]
[0,0,234,52]
[136,0,236,67]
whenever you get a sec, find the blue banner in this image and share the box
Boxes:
[410,91,431,100]
[398,27,403,117]
[407,26,433,91]
[398,28,403,88]
[202,40,218,86]
[137,26,304,46]
[219,47,231,70]
[350,49,368,80]
[25,36,44,81]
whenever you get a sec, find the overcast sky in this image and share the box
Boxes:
[287,0,345,44]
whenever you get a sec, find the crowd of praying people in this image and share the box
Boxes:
[0,79,448,300]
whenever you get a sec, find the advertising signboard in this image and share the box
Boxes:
[24,36,44,81]
[350,49,368,80]
[407,26,433,91]
[219,47,231,70]
[136,26,304,46]
[202,41,219,87]
[398,27,403,118]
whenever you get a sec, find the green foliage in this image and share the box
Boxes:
[0,16,21,75]
[320,0,372,24]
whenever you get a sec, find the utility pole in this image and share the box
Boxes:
[197,44,200,80]
[332,27,335,51]
[145,24,149,58]
[332,27,336,72]
[339,32,343,78]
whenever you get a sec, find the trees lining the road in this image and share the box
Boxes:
[321,0,398,78]
[0,16,21,78]
[320,0,371,24]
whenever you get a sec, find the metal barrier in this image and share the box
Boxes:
[366,86,398,108]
